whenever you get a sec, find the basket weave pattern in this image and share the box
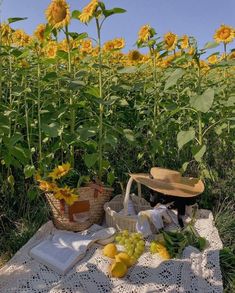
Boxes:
[104,193,151,232]
[46,186,113,231]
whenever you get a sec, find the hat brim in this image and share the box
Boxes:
[130,173,204,197]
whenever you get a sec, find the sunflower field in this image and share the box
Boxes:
[0,0,234,290]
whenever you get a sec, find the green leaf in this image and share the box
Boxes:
[68,32,88,41]
[181,162,189,173]
[192,145,206,162]
[107,171,115,186]
[72,10,81,19]
[84,153,98,168]
[103,7,126,18]
[27,186,38,201]
[203,41,219,50]
[123,129,135,142]
[164,68,184,90]
[24,165,35,179]
[42,72,58,81]
[177,129,195,150]
[42,122,60,137]
[85,86,100,98]
[190,88,214,113]
[118,66,137,74]
[8,17,27,24]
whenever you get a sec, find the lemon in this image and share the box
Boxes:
[110,260,128,278]
[115,252,132,268]
[103,243,118,258]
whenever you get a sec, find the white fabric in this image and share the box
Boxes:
[119,196,136,216]
[136,205,178,236]
[0,210,223,293]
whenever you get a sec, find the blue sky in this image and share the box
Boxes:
[1,0,235,53]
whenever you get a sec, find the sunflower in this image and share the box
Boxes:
[80,39,93,54]
[48,162,71,180]
[12,29,32,47]
[128,50,143,62]
[164,32,178,51]
[45,0,70,29]
[103,40,115,52]
[228,51,235,60]
[214,24,235,44]
[0,23,13,45]
[154,243,171,260]
[188,47,195,56]
[39,180,58,192]
[113,38,125,50]
[180,35,189,49]
[44,41,58,58]
[34,24,47,43]
[54,186,78,205]
[79,0,99,24]
[138,25,151,42]
[207,54,218,64]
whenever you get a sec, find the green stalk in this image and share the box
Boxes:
[198,112,202,146]
[150,46,158,165]
[0,21,2,100]
[96,18,104,180]
[65,25,75,167]
[37,56,42,164]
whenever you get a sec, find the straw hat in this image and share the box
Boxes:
[130,167,204,197]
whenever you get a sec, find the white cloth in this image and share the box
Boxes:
[136,205,178,236]
[0,210,223,293]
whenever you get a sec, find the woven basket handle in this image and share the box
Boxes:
[123,176,142,216]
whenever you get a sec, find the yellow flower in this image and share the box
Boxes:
[138,24,151,42]
[214,24,235,44]
[207,54,218,64]
[44,41,58,58]
[228,51,235,60]
[0,23,13,45]
[91,46,99,57]
[154,243,171,260]
[164,32,178,51]
[128,50,143,62]
[113,38,125,50]
[12,29,32,47]
[48,162,71,180]
[79,0,99,24]
[103,40,115,52]
[34,24,47,43]
[180,35,189,49]
[39,180,58,192]
[45,0,70,29]
[54,186,78,205]
[80,39,93,54]
[188,47,195,56]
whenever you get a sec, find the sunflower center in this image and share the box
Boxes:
[60,190,71,198]
[220,28,231,39]
[53,4,67,23]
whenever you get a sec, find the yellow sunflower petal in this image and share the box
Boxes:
[45,0,70,29]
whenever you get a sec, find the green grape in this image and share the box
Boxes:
[133,252,141,259]
[122,230,129,237]
[115,236,122,243]
[138,240,145,246]
[125,239,131,246]
[134,246,144,255]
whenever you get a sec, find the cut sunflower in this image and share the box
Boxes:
[54,186,78,205]
[48,162,71,180]
[38,180,58,192]
[180,35,189,49]
[45,0,70,29]
[214,24,235,44]
[79,0,99,24]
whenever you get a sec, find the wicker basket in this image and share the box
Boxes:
[46,186,113,232]
[104,177,151,232]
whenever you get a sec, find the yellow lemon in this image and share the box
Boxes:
[103,243,118,258]
[110,260,128,278]
[115,252,132,268]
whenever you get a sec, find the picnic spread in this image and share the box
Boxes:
[0,167,224,292]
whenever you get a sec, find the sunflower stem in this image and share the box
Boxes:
[96,18,104,181]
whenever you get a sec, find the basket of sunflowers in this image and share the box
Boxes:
[36,163,113,231]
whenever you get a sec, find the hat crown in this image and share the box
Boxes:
[150,167,181,183]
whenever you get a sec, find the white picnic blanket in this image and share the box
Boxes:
[0,209,223,293]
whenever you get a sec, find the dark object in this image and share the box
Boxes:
[149,190,198,227]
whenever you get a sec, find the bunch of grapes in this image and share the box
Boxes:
[115,230,145,261]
